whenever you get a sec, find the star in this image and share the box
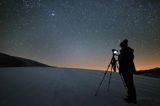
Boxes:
[51,13,55,17]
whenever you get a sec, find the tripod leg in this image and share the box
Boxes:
[107,69,112,92]
[116,63,127,90]
[94,64,110,96]
[120,74,127,90]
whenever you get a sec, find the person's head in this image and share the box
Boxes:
[120,39,128,49]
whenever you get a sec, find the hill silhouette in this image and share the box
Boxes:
[136,67,160,78]
[0,52,49,67]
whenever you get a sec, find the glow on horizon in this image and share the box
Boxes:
[45,59,160,71]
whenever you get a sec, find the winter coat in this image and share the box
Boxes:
[118,47,136,74]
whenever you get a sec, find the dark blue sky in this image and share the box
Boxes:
[0,0,160,70]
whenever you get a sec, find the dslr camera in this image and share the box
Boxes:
[112,49,119,56]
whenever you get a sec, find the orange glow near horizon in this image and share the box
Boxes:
[10,50,160,71]
[47,59,160,71]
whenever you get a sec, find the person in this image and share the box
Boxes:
[118,39,137,104]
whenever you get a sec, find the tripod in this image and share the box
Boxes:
[94,54,126,96]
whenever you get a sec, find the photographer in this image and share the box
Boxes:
[118,39,137,104]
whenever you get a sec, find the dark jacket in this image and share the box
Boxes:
[118,47,136,74]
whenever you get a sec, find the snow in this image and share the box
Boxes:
[0,67,160,106]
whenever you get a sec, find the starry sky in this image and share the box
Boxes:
[0,0,160,70]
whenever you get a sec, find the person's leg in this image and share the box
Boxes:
[128,73,137,101]
[125,73,137,103]
[122,72,137,103]
[122,73,129,98]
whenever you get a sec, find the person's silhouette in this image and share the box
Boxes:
[118,39,137,104]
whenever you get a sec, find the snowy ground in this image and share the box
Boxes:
[0,67,160,106]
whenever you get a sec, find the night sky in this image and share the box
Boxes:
[0,0,160,70]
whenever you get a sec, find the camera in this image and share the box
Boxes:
[112,49,119,55]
